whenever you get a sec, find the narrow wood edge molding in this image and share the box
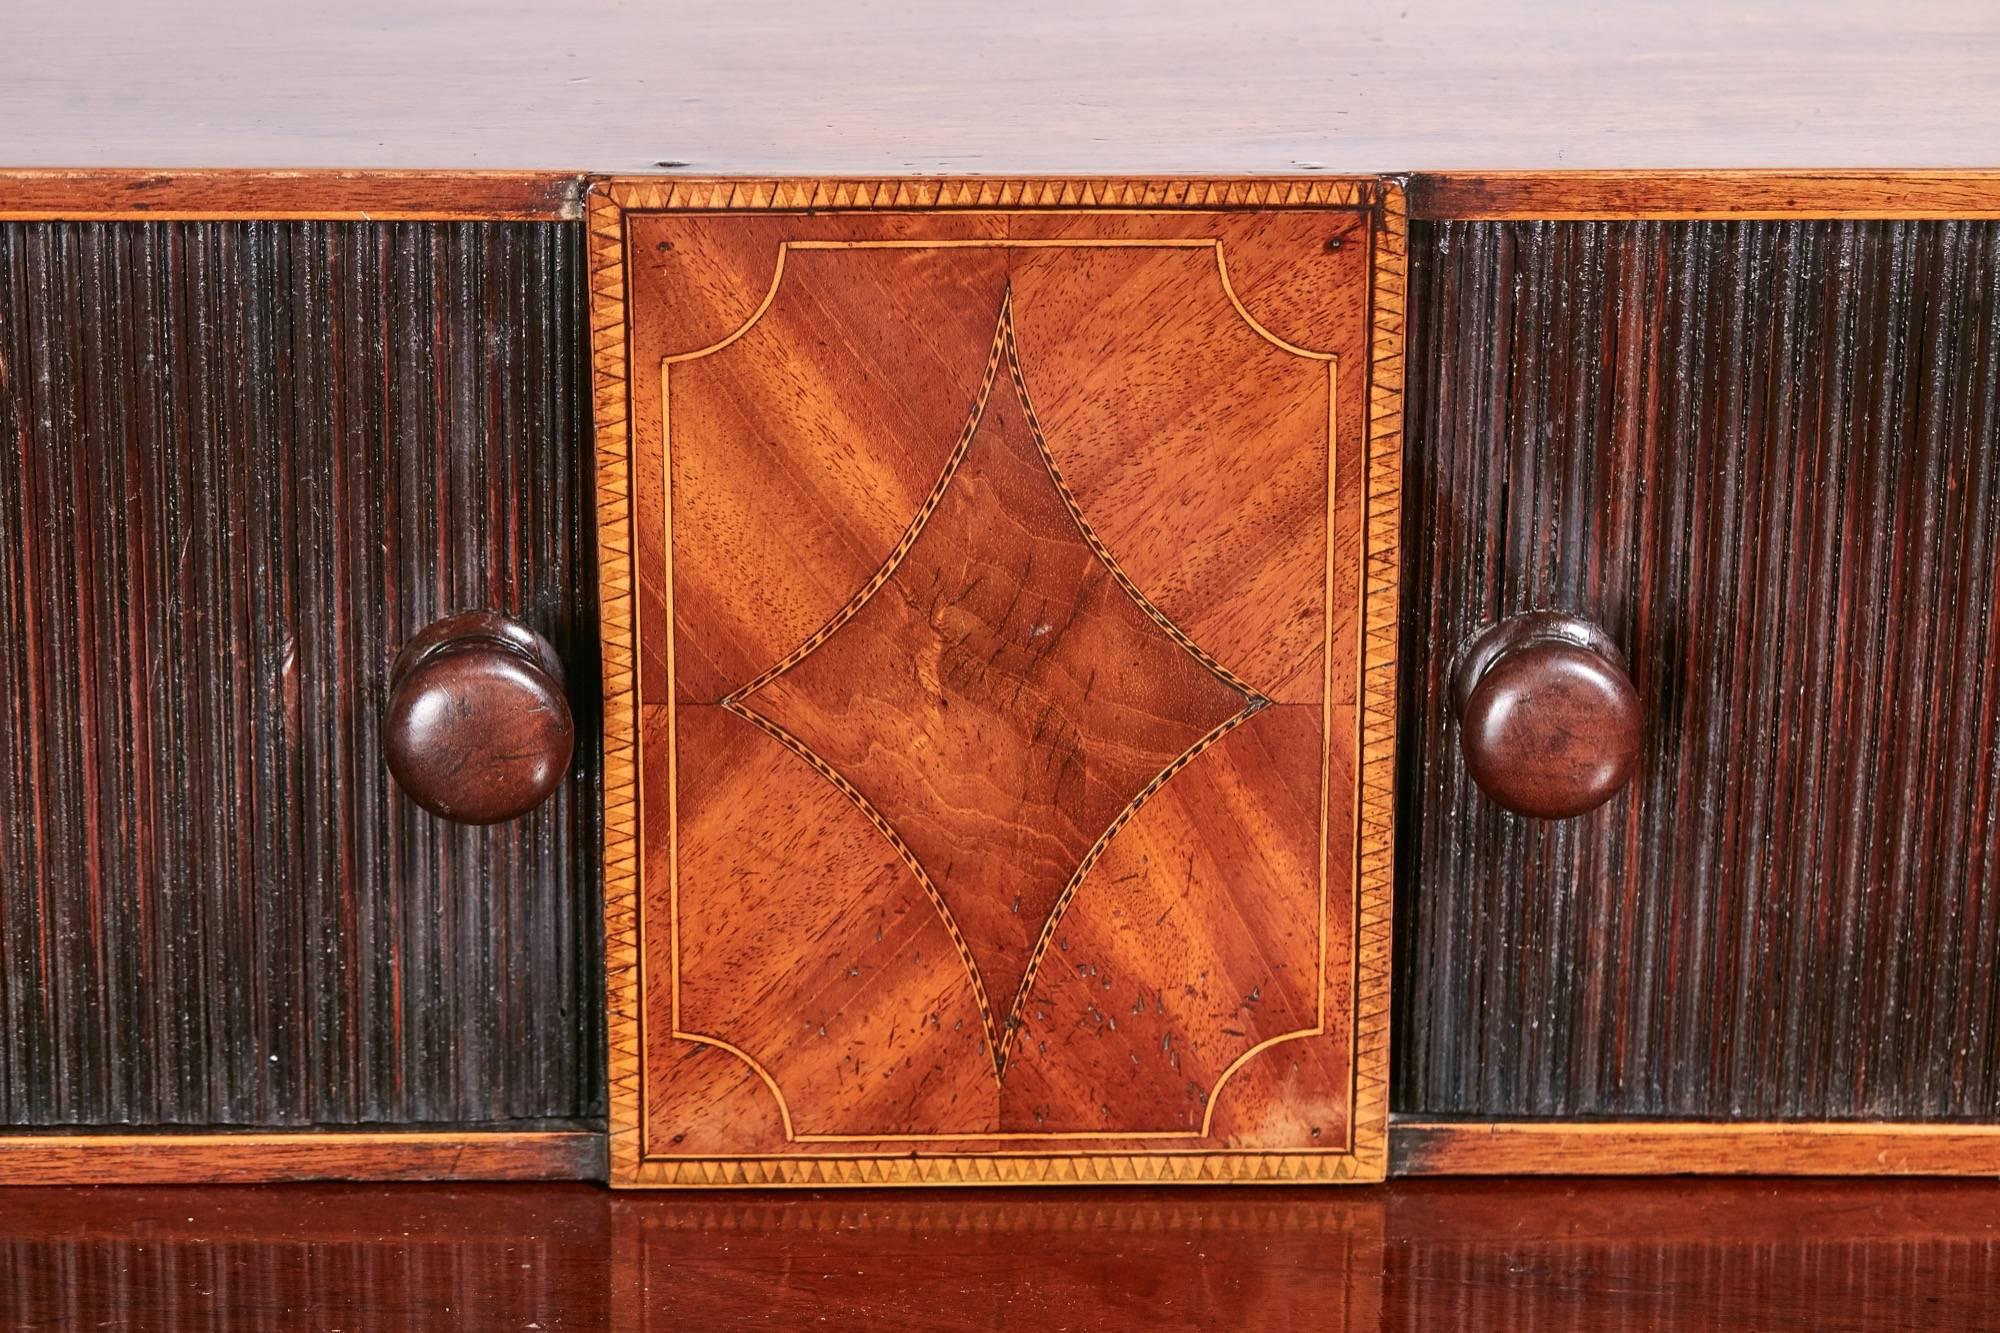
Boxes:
[8,169,2000,221]
[1392,1120,2000,1176]
[619,1150,1374,1189]
[600,176,1380,212]
[587,188,647,1187]
[1350,179,1405,1184]
[0,169,586,220]
[0,1129,606,1185]
[1407,169,2000,220]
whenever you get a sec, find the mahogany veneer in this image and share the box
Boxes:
[591,181,1407,1186]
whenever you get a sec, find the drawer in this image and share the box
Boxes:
[0,220,602,1147]
[1395,218,2000,1132]
[589,178,1407,1186]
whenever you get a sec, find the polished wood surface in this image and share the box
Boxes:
[1377,1178,2000,1329]
[4,1179,1998,1328]
[0,169,584,220]
[5,1,2000,173]
[1452,613,1642,819]
[386,611,577,825]
[0,1129,604,1184]
[593,180,1403,1185]
[0,220,600,1132]
[1410,170,2000,220]
[1396,218,2000,1124]
[1395,1120,2000,1176]
[17,168,2000,228]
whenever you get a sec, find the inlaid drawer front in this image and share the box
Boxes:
[590,179,1406,1186]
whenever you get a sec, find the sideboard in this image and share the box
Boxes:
[5,0,2000,1186]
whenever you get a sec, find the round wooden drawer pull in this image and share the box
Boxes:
[1451,612,1641,819]
[384,611,575,825]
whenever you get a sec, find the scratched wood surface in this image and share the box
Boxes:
[596,181,1399,1185]
[1395,218,2000,1126]
[0,220,601,1132]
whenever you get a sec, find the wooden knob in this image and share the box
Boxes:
[384,611,575,825]
[1452,613,1641,819]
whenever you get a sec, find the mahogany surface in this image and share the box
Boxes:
[385,610,578,825]
[1452,613,1642,819]
[1394,1119,2000,1176]
[603,193,1391,1183]
[3,1180,1998,1329]
[5,1,1999,173]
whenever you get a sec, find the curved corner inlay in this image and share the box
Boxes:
[673,1031,798,1138]
[661,244,792,364]
[1212,243,1340,361]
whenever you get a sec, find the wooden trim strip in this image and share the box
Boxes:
[588,185,647,1186]
[0,1130,606,1185]
[0,169,585,221]
[604,177,1378,212]
[1392,1119,2000,1176]
[18,169,2000,223]
[1348,179,1406,1182]
[621,1150,1374,1189]
[1407,170,2000,221]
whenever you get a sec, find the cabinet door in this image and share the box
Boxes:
[0,220,600,1142]
[591,179,1404,1186]
[1394,217,2000,1174]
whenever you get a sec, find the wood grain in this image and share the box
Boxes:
[1409,170,2000,220]
[383,610,577,825]
[594,181,1399,1185]
[0,170,584,220]
[1393,1121,2000,1176]
[0,1129,604,1184]
[7,1,2000,173]
[1379,1178,2000,1329]
[0,220,600,1128]
[6,1179,2000,1329]
[1396,218,2000,1121]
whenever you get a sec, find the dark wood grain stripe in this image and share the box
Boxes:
[0,220,600,1127]
[1396,219,2000,1120]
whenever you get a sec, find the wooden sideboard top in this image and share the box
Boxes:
[4,0,1996,176]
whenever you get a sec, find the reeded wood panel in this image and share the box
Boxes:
[593,179,1404,1186]
[1396,218,2000,1120]
[0,220,601,1126]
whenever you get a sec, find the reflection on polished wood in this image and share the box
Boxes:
[5,1180,1999,1329]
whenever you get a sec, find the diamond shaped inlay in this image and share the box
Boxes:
[724,291,1264,1076]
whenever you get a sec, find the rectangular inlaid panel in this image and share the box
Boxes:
[592,179,1405,1186]
[1397,218,2000,1121]
[0,220,601,1127]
